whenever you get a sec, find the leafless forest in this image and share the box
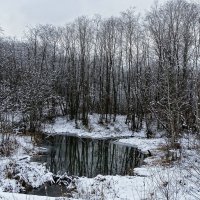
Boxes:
[1,0,200,147]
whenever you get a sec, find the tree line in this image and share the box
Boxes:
[0,0,200,145]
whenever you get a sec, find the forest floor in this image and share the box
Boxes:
[0,114,200,199]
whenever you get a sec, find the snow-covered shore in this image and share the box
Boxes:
[0,192,56,200]
[0,114,199,199]
[43,115,134,139]
[0,135,55,194]
[42,115,200,199]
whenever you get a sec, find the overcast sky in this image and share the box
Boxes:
[0,0,166,38]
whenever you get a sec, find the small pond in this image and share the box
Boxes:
[32,135,145,178]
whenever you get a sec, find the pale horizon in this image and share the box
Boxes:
[0,0,166,38]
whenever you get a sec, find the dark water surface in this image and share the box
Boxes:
[32,135,145,177]
[28,184,68,197]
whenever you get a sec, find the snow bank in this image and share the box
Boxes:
[0,192,58,200]
[0,135,54,193]
[117,137,166,153]
[43,115,134,138]
[1,115,200,200]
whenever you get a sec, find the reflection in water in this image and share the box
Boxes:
[33,135,144,178]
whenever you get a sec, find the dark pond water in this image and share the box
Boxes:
[27,184,69,197]
[32,135,145,178]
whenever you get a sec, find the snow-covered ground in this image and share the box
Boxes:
[0,192,57,200]
[42,115,200,199]
[0,114,200,199]
[43,115,135,138]
[72,146,200,200]
[0,135,56,199]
